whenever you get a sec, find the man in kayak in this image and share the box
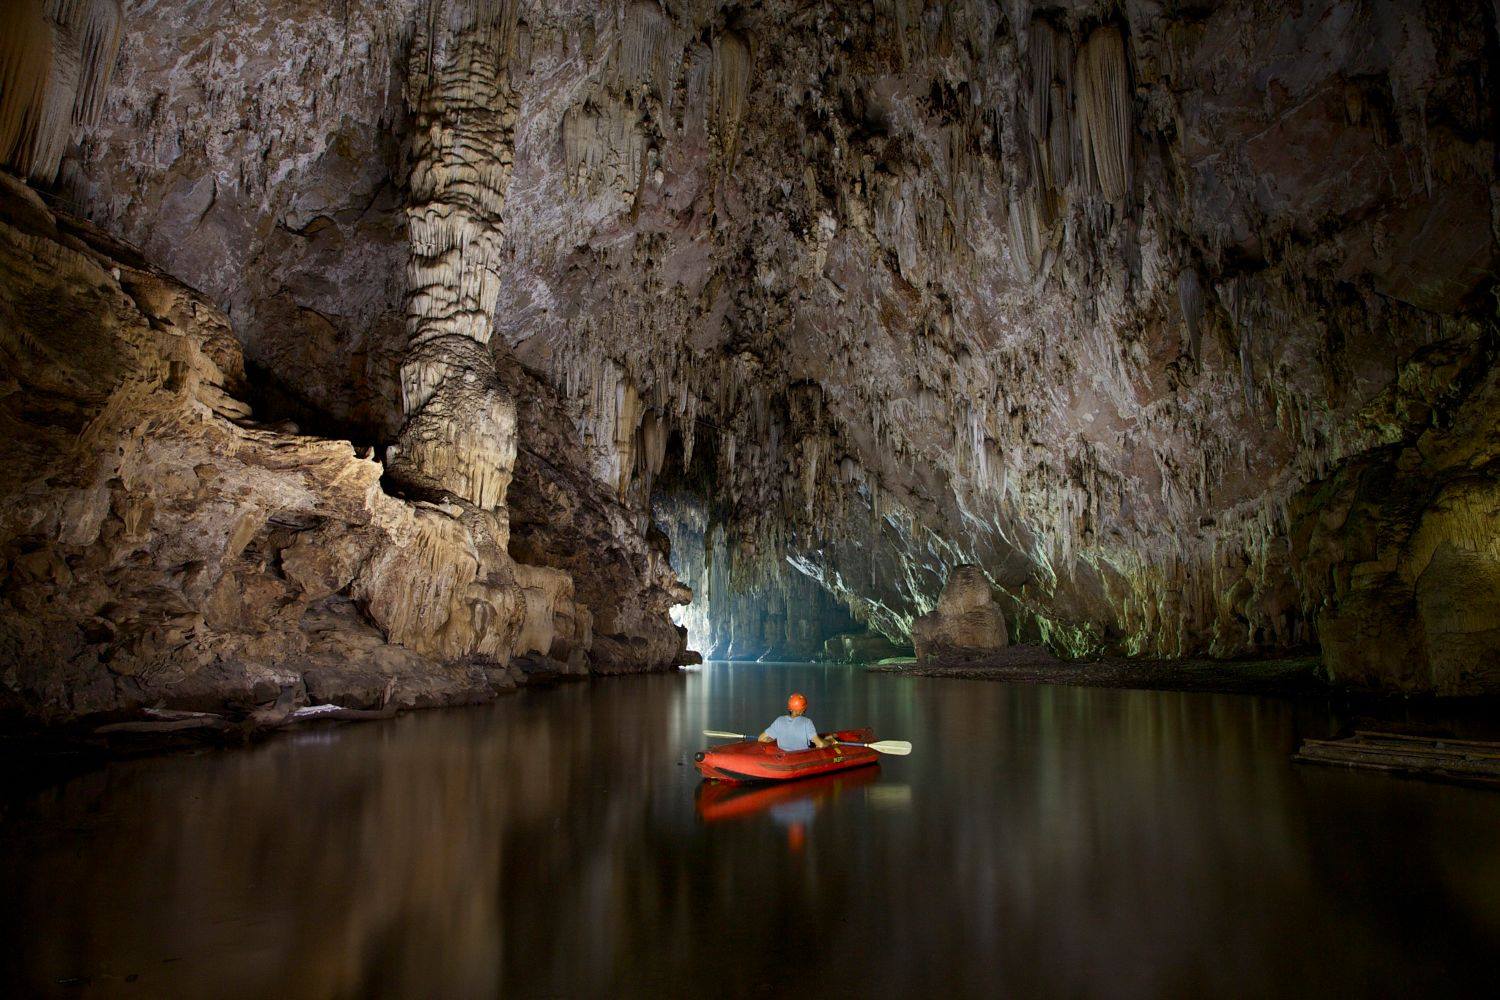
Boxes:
[758,693,838,751]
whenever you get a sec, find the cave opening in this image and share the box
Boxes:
[649,415,865,662]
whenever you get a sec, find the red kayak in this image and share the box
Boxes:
[694,728,880,784]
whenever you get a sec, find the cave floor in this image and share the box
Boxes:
[3,662,1499,997]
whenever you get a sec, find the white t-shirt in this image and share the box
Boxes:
[764,714,818,751]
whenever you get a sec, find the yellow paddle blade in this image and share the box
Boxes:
[865,740,912,756]
[702,729,746,740]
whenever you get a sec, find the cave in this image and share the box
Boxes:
[2,1,1499,995]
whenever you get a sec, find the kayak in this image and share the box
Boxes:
[695,765,879,822]
[694,728,880,784]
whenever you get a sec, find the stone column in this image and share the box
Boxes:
[387,1,520,515]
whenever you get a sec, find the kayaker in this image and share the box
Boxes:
[758,693,837,752]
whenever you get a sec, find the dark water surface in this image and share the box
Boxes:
[4,663,1500,998]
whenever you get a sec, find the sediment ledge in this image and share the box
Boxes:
[870,645,1328,697]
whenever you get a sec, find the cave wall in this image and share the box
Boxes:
[3,0,1498,696]
[0,172,688,721]
[57,0,416,441]
[0,174,524,718]
[0,2,694,722]
[486,0,1496,688]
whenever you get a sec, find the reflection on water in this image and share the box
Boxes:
[696,766,883,855]
[3,664,1500,997]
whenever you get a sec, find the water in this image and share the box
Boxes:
[3,662,1499,998]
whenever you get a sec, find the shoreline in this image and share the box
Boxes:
[0,669,607,774]
[868,645,1328,697]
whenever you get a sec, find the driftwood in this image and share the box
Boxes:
[1294,731,1500,789]
[287,704,398,723]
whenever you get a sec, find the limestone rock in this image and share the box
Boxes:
[504,359,690,674]
[913,566,1010,663]
[23,0,1500,694]
[1291,341,1500,696]
[0,172,682,721]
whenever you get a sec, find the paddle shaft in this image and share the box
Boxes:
[701,729,911,756]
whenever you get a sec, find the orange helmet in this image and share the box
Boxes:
[787,692,807,713]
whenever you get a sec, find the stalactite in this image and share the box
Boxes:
[1178,267,1203,360]
[712,29,750,164]
[1007,189,1047,280]
[562,96,647,200]
[1074,25,1132,203]
[57,0,121,127]
[0,0,122,183]
[1027,18,1073,196]
[0,1,53,179]
[615,0,672,96]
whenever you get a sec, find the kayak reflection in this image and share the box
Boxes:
[694,765,881,825]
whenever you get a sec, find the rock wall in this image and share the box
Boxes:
[0,174,684,722]
[824,630,911,665]
[0,174,504,718]
[3,0,1497,695]
[492,0,1497,690]
[506,358,690,673]
[54,0,417,441]
[1290,337,1500,695]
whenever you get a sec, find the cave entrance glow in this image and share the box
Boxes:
[652,425,862,663]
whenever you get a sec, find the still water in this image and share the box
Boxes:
[3,662,1499,998]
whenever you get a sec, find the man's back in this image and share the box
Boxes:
[764,714,818,751]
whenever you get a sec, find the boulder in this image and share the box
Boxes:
[912,566,1009,662]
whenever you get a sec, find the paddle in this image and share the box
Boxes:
[702,730,912,756]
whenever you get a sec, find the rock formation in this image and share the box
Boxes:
[1290,337,1500,695]
[913,565,1010,662]
[388,1,520,512]
[0,171,684,721]
[1,0,1497,703]
[1,172,505,717]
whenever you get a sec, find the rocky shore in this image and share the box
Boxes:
[871,646,1328,697]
